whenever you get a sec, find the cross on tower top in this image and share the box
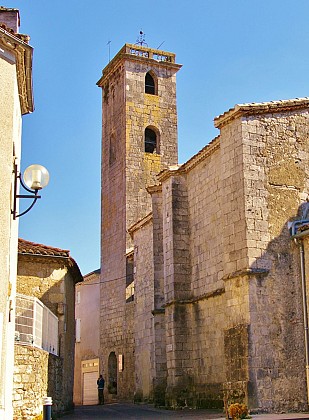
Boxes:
[135,30,148,47]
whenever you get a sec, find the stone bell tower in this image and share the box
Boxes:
[97,43,181,399]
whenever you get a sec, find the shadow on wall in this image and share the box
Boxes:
[226,202,309,413]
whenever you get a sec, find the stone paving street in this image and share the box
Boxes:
[62,403,309,420]
[62,403,224,419]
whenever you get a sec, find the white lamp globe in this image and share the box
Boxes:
[23,164,50,191]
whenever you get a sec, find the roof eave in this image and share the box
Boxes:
[0,27,34,114]
[214,97,309,129]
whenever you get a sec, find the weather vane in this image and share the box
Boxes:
[135,30,148,47]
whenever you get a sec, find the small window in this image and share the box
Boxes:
[145,72,155,95]
[126,254,134,303]
[145,128,157,153]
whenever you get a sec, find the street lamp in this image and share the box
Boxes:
[12,163,50,219]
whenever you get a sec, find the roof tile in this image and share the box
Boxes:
[18,238,70,258]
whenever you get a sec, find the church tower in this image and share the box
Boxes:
[97,42,181,399]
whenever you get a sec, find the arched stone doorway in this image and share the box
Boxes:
[108,352,117,395]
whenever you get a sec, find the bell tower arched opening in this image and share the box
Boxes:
[145,72,157,95]
[145,127,159,154]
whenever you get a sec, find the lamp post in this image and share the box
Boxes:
[12,163,50,219]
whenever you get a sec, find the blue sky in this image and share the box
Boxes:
[5,0,309,274]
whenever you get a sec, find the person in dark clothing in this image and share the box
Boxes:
[97,374,105,405]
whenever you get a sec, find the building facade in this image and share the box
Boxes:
[74,269,100,406]
[0,8,33,419]
[98,42,309,413]
[15,239,83,418]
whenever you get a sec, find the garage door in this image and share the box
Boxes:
[83,371,98,405]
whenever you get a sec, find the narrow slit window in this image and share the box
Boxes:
[145,128,157,153]
[145,72,155,95]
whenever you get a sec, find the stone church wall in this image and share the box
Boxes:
[98,42,309,413]
[219,118,248,278]
[137,105,309,411]
[182,138,228,407]
[169,107,309,411]
[186,139,223,295]
[238,109,309,411]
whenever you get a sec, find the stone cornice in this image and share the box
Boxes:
[151,308,165,315]
[146,184,162,195]
[97,43,182,87]
[157,137,220,183]
[128,212,153,237]
[157,164,184,183]
[214,97,309,129]
[0,27,33,114]
[222,268,269,281]
[182,136,220,172]
[164,287,225,307]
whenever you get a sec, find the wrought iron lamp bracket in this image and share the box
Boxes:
[12,164,41,219]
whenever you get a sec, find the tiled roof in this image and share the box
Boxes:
[84,268,100,277]
[0,23,30,43]
[214,97,309,129]
[83,268,100,282]
[18,238,70,258]
[18,238,83,283]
